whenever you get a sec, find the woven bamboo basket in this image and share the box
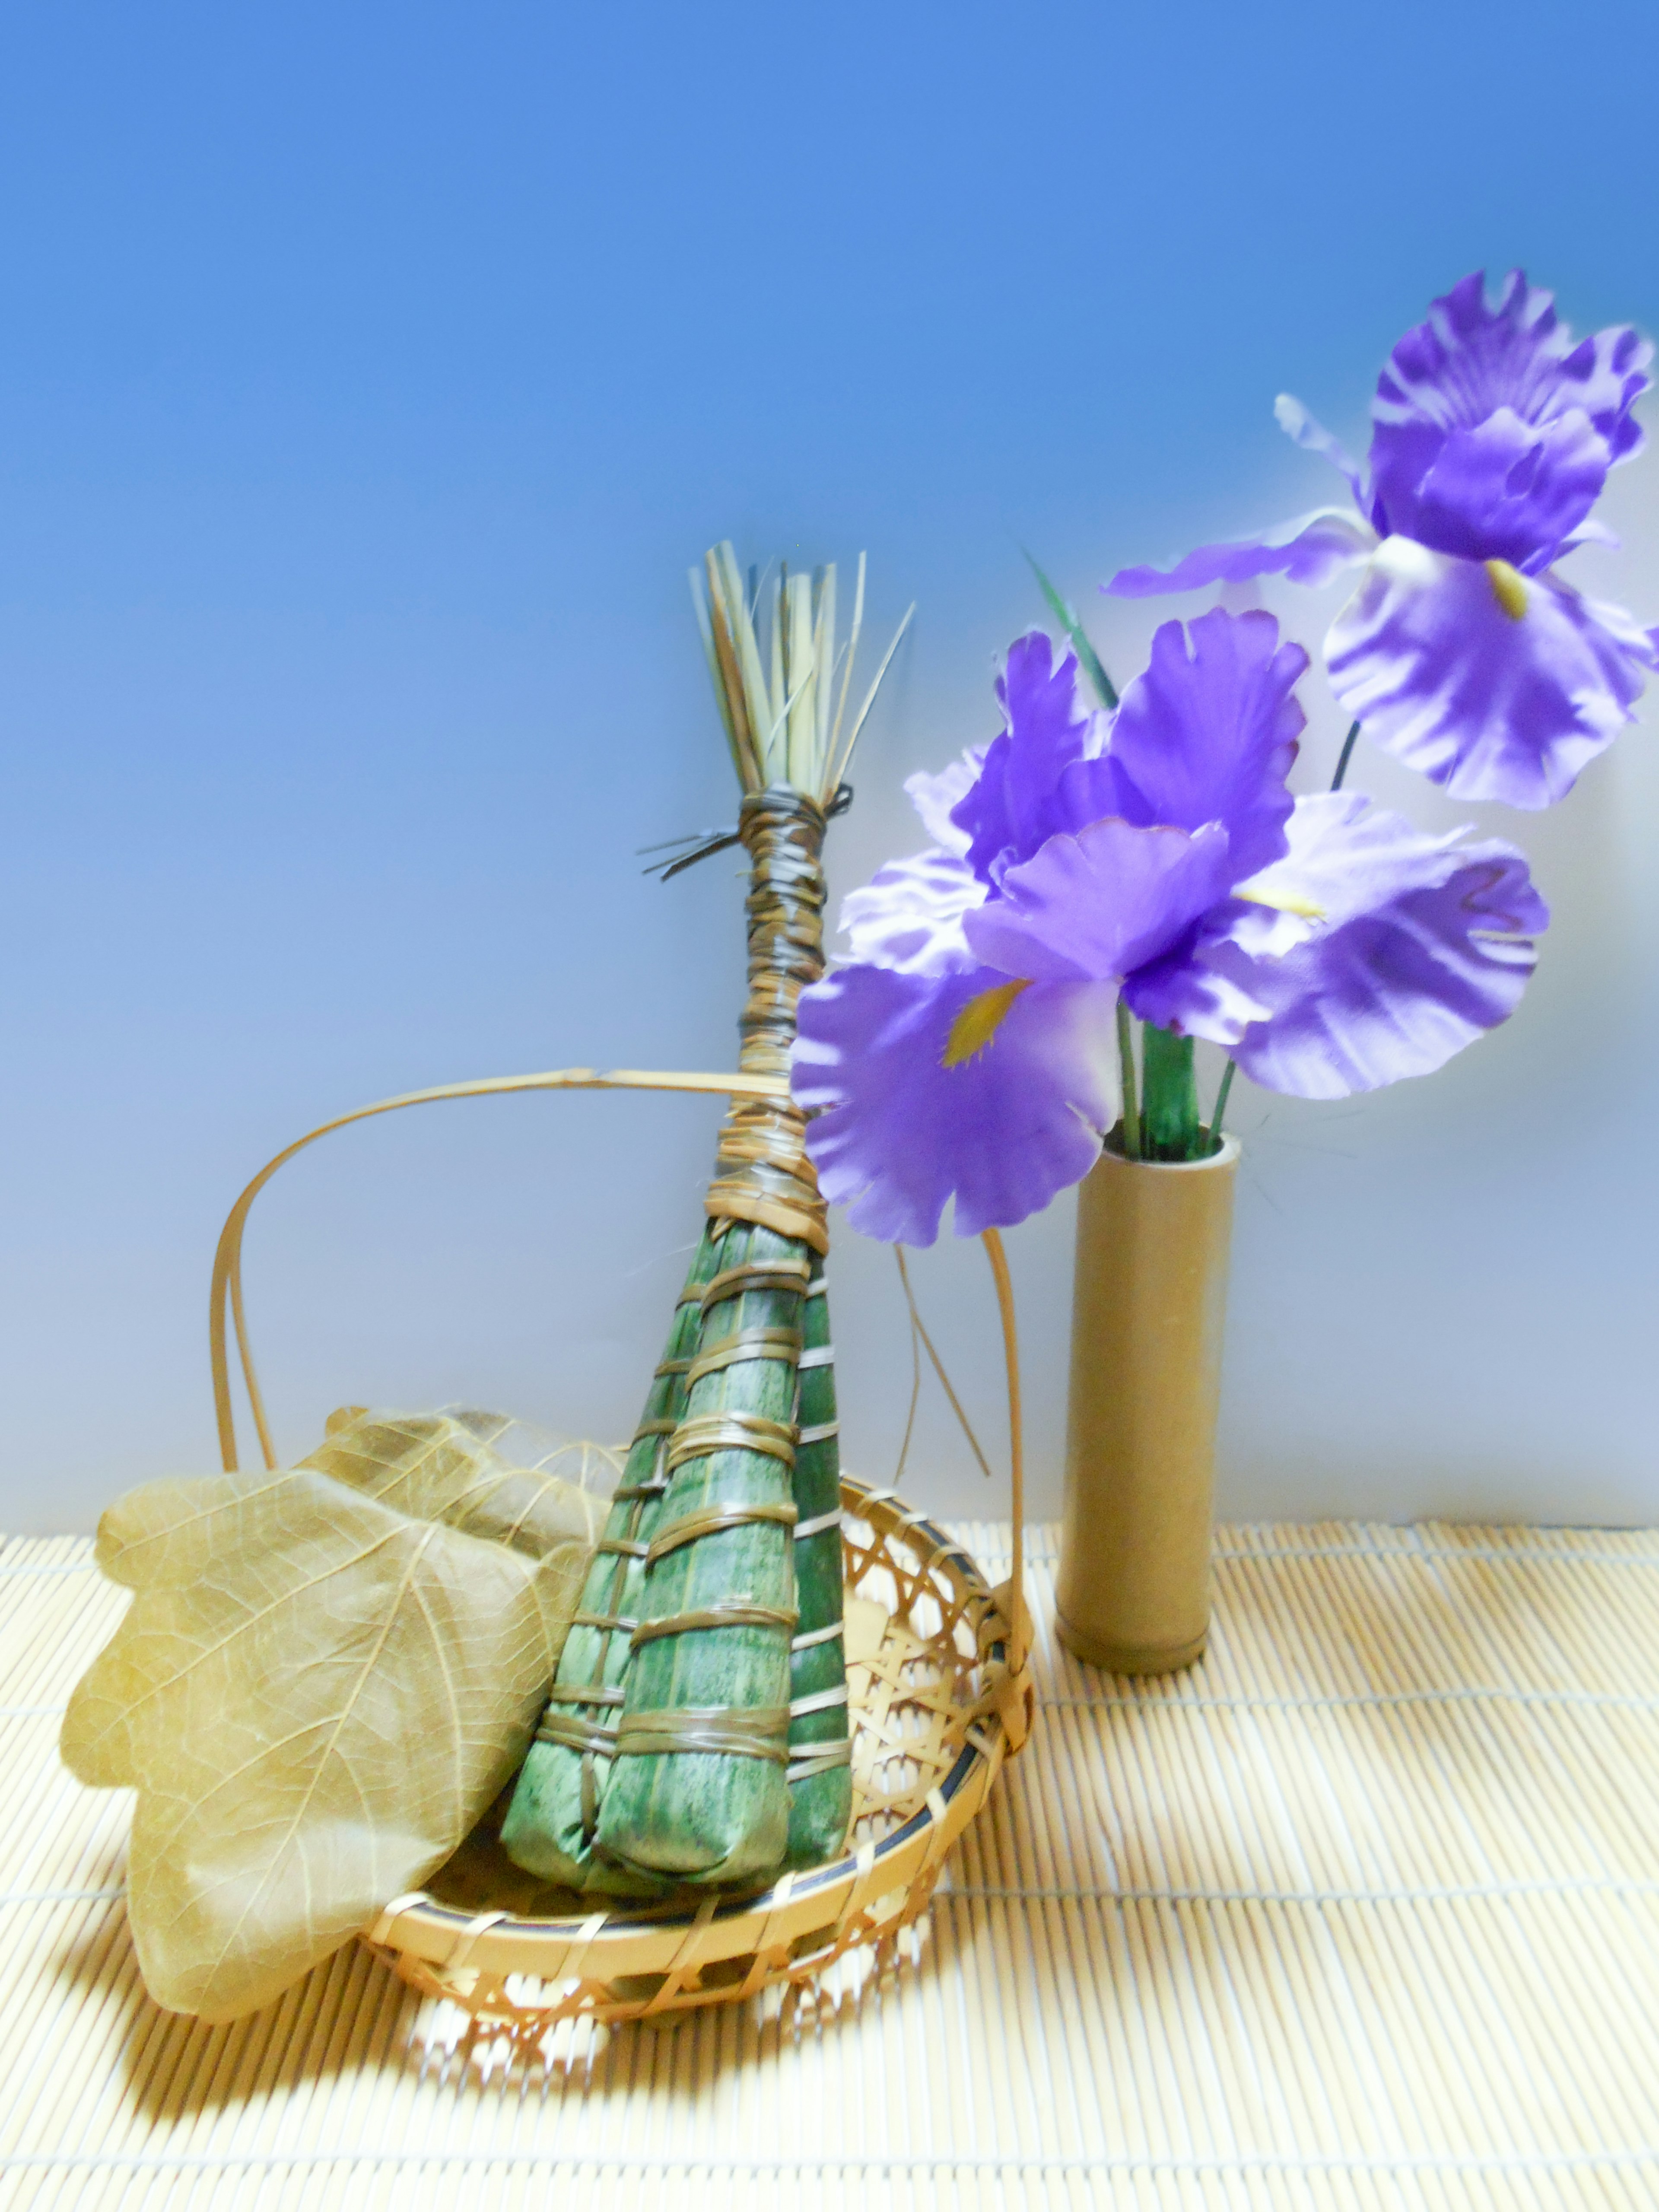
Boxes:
[362,1475,1029,2028]
[209,1064,1034,2031]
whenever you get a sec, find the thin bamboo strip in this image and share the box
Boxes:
[0,1577,124,1711]
[0,1732,128,1894]
[788,1256,852,1862]
[1148,1730,1367,2148]
[1430,1895,1624,2162]
[1008,1752,1123,2150]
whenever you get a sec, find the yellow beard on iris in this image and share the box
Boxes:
[942,978,1032,1068]
[1484,559,1528,620]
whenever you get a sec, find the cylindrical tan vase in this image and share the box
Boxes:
[1056,1133,1239,1674]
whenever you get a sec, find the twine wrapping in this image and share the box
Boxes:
[645,1497,800,1564]
[630,1599,800,1649]
[700,1259,813,1311]
[664,1412,798,1476]
[614,1706,793,1764]
[685,1328,804,1386]
[703,788,830,1254]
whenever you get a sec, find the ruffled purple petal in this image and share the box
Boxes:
[1105,509,1376,599]
[1104,608,1305,878]
[838,847,986,976]
[1388,405,1611,572]
[1274,394,1367,507]
[1326,537,1659,807]
[1230,789,1541,940]
[1557,516,1622,556]
[792,964,1121,1246]
[1120,915,1274,1046]
[964,817,1235,985]
[1368,270,1651,566]
[1239,845,1548,1097]
[1377,270,1651,464]
[1222,792,1547,1098]
[950,632,1107,884]
[904,753,982,854]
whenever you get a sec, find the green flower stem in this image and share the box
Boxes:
[1116,999,1141,1159]
[1140,1023,1205,1160]
[1209,1058,1237,1145]
[1331,719,1361,791]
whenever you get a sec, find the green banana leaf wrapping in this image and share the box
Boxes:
[503,783,851,1891]
[498,1235,719,1894]
[785,1250,852,1866]
[597,1218,804,1884]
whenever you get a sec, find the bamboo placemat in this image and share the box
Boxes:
[7,1520,1659,2210]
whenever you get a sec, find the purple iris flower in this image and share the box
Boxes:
[1107,272,1658,809]
[792,612,1547,1246]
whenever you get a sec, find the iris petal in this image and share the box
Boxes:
[1368,270,1650,566]
[793,964,1121,1246]
[950,632,1108,884]
[1105,509,1376,599]
[903,753,981,854]
[1382,406,1611,570]
[964,818,1236,985]
[1121,922,1274,1046]
[1220,791,1547,1098]
[839,847,986,976]
[1326,537,1659,807]
[1274,394,1367,505]
[1105,609,1304,879]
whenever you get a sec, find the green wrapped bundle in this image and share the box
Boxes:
[785,1252,853,1865]
[596,1219,805,1884]
[502,543,908,1893]
[498,1229,721,1893]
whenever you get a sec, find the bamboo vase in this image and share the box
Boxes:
[1056,1133,1239,1674]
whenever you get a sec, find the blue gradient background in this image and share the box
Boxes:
[3,1,1658,1532]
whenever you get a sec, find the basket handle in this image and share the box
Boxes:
[210,1065,787,1475]
[208,1062,1027,1665]
[979,1227,1030,1681]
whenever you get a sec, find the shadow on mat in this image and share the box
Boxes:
[48,1870,943,2120]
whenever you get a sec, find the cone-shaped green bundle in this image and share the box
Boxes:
[499,1229,721,1894]
[502,545,907,1893]
[597,1218,804,1884]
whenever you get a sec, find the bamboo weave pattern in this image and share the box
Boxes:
[13,1519,1659,2208]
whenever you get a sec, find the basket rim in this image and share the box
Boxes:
[367,1473,1011,1953]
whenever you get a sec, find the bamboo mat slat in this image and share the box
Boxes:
[6,1523,1659,2210]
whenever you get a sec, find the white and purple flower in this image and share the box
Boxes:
[792,613,1547,1245]
[1108,271,1658,808]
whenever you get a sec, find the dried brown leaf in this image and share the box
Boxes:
[61,1411,598,2021]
